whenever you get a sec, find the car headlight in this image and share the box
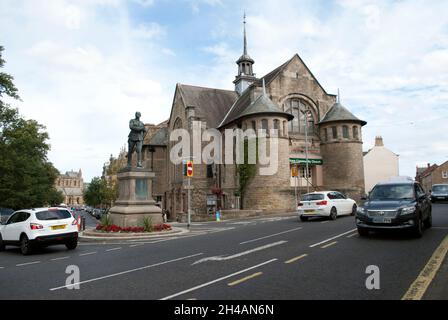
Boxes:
[400,206,416,215]
[357,207,366,215]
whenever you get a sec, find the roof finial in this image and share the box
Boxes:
[337,88,341,104]
[243,12,247,56]
[262,78,267,96]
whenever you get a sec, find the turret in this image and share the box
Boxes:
[318,97,367,199]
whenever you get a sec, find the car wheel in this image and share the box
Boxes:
[65,240,78,250]
[20,234,33,255]
[300,216,308,222]
[329,207,337,220]
[0,234,5,251]
[358,227,369,237]
[412,216,424,238]
[351,204,357,216]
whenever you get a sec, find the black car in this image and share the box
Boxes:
[356,180,432,237]
[431,184,448,202]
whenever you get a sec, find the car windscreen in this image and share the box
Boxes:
[302,194,325,201]
[369,184,414,201]
[432,185,448,193]
[36,210,72,221]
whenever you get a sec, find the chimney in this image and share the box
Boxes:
[375,136,384,147]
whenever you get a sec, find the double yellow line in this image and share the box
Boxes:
[402,235,448,300]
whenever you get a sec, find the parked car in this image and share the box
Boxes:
[0,207,78,255]
[430,184,448,202]
[92,208,103,219]
[0,208,14,224]
[297,191,357,221]
[356,180,432,237]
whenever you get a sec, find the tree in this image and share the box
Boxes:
[0,46,63,210]
[83,177,117,208]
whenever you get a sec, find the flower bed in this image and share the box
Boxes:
[95,224,172,233]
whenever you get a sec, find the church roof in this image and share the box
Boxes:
[319,102,367,126]
[148,127,168,146]
[218,91,293,128]
[177,84,238,128]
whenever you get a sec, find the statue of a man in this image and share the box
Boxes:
[127,111,147,168]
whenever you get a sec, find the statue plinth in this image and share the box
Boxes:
[109,167,163,227]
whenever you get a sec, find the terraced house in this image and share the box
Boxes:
[143,22,367,221]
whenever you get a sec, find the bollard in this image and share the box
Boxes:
[82,216,86,231]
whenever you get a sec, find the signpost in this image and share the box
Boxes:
[185,161,193,228]
[291,165,299,210]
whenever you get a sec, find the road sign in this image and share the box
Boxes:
[186,161,193,177]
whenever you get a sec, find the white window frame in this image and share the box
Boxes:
[443,171,448,179]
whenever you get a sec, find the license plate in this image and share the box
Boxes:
[304,210,315,213]
[373,217,392,224]
[51,225,66,230]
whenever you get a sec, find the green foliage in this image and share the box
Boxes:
[83,177,118,208]
[141,216,153,232]
[100,214,112,228]
[0,46,62,210]
[0,46,20,101]
[237,138,257,208]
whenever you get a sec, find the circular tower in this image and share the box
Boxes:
[318,101,367,200]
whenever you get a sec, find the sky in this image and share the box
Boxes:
[1,0,448,182]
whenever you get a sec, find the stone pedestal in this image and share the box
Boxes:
[109,168,163,227]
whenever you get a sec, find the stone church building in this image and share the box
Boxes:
[142,22,367,220]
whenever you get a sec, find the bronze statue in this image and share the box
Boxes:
[127,111,147,168]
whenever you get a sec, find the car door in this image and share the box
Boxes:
[327,192,340,213]
[3,211,29,241]
[415,184,429,220]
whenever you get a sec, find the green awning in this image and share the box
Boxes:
[290,158,323,165]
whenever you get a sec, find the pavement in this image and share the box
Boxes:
[0,204,447,300]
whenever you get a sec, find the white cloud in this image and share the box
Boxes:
[132,22,166,40]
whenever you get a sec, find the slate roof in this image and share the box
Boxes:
[319,102,367,126]
[148,127,168,146]
[219,91,293,128]
[177,84,238,128]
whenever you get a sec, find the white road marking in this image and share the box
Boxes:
[16,261,41,267]
[239,227,302,245]
[79,251,97,256]
[192,241,287,265]
[346,233,358,238]
[309,228,357,248]
[0,266,4,269]
[51,256,70,261]
[130,243,145,248]
[320,221,329,224]
[49,252,204,291]
[106,247,122,252]
[160,259,278,300]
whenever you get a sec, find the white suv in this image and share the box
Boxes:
[0,207,78,255]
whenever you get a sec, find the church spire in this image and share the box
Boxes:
[243,12,247,56]
[234,12,256,95]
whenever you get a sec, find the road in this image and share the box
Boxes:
[0,204,447,300]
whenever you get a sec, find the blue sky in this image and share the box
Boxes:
[1,0,448,182]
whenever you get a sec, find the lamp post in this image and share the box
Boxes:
[304,104,310,194]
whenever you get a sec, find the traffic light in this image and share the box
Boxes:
[186,161,193,177]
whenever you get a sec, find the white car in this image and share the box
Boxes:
[298,191,357,221]
[0,207,78,255]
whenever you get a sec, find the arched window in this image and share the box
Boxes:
[323,128,328,142]
[273,119,280,132]
[284,98,315,134]
[342,125,349,139]
[332,126,338,139]
[261,119,268,131]
[353,126,359,140]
